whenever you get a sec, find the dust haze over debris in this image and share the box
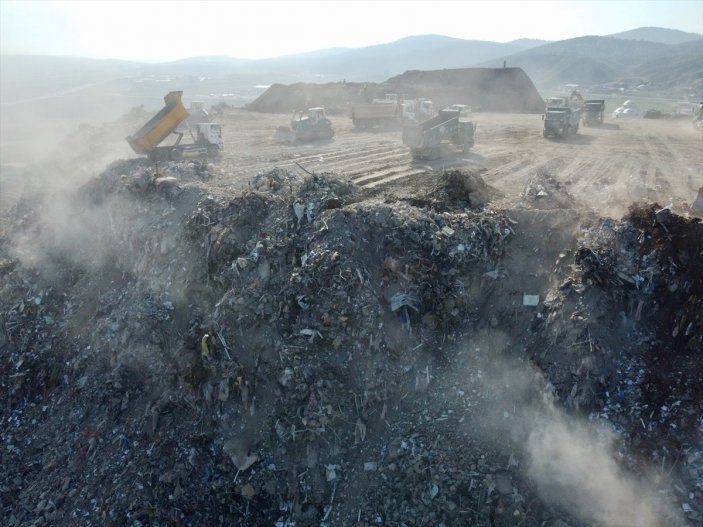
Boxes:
[2,27,703,527]
[449,335,680,527]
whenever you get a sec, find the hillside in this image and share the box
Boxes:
[481,35,703,91]
[609,26,702,44]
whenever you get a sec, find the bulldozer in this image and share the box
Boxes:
[275,108,334,143]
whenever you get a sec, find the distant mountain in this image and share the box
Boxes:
[3,27,701,108]
[481,35,703,91]
[253,35,535,80]
[608,27,702,45]
[507,38,550,49]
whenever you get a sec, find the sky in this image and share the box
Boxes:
[1,0,702,61]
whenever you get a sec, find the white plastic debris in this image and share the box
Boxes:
[522,294,539,306]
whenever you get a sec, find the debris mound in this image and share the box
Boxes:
[421,169,502,210]
[1,158,700,526]
[522,171,577,209]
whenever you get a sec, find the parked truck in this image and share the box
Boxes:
[402,108,475,159]
[582,100,605,126]
[126,91,223,162]
[349,95,402,129]
[543,106,580,138]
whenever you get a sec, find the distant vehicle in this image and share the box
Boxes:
[546,90,583,111]
[613,100,641,119]
[402,107,475,159]
[446,104,472,118]
[543,106,580,138]
[275,107,334,143]
[582,100,605,126]
[126,91,223,162]
[694,103,703,131]
[349,95,402,129]
[642,109,663,119]
[402,99,435,123]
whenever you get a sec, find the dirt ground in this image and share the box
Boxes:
[211,109,701,217]
[1,108,702,527]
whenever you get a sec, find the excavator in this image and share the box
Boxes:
[126,91,223,162]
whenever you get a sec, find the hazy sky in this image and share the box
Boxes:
[1,0,701,61]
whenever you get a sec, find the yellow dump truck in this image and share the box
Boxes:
[126,91,223,162]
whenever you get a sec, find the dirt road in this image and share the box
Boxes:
[217,110,702,217]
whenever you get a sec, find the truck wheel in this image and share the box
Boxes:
[207,145,219,157]
[171,148,183,161]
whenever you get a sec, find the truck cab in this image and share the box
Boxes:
[196,123,223,155]
[402,99,435,123]
[543,106,580,138]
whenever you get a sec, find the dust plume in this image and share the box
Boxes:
[525,404,670,526]
[457,332,681,527]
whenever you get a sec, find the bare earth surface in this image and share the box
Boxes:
[212,109,702,217]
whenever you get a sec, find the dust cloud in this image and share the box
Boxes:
[527,409,665,527]
[457,333,682,527]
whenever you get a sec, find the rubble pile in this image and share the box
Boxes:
[1,158,701,526]
[528,203,703,523]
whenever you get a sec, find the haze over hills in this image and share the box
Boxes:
[1,25,701,137]
[2,26,701,100]
[607,26,703,45]
[481,35,703,91]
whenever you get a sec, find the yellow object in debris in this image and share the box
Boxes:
[201,334,211,357]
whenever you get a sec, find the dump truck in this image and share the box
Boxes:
[275,108,334,143]
[126,91,223,162]
[402,108,475,160]
[402,99,435,124]
[582,99,605,126]
[543,106,580,138]
[349,96,402,129]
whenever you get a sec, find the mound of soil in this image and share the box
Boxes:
[384,68,545,113]
[247,68,545,114]
[246,82,371,115]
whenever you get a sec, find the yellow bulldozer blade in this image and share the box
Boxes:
[692,187,703,214]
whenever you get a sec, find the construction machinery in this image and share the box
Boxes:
[349,95,402,129]
[402,108,475,160]
[402,99,435,124]
[126,91,223,162]
[275,108,334,143]
[693,187,703,214]
[543,106,580,138]
[693,103,703,131]
[582,100,605,126]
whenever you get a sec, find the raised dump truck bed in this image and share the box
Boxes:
[402,108,475,159]
[582,99,605,126]
[126,91,223,161]
[127,91,189,155]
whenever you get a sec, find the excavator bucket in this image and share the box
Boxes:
[692,187,703,214]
